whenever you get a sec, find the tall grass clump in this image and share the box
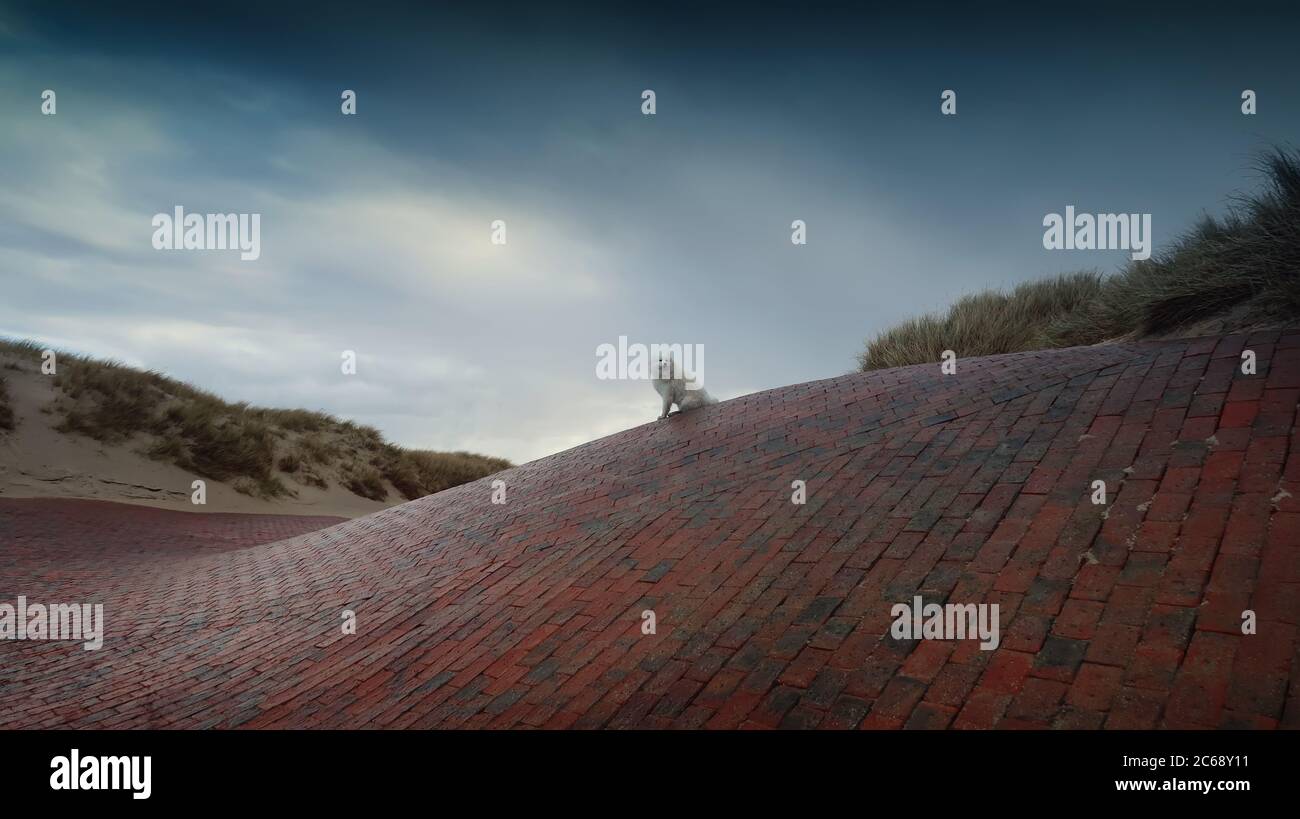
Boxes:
[858,272,1104,371]
[1047,148,1300,346]
[379,447,514,501]
[0,375,14,431]
[859,147,1300,371]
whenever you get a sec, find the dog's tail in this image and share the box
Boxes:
[679,388,717,410]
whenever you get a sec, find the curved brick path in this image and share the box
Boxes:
[2,332,1298,729]
[0,499,347,596]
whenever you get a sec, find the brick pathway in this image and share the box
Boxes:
[0,499,346,596]
[2,332,1298,729]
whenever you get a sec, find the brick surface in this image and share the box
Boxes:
[2,332,1299,728]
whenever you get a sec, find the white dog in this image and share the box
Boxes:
[652,351,716,419]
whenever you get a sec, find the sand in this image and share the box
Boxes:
[0,358,397,519]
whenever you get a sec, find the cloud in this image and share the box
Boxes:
[0,59,647,463]
[3,11,1298,467]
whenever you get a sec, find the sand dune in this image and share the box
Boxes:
[0,354,401,518]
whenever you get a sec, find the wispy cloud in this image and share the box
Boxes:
[2,3,1298,462]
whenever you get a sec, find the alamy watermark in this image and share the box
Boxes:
[1043,206,1151,260]
[151,206,261,261]
[50,749,151,800]
[596,336,705,388]
[0,596,104,650]
[890,595,1000,650]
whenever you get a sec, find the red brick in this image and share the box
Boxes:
[1067,663,1124,711]
[2,332,1295,731]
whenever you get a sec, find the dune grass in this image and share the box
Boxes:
[858,272,1105,371]
[0,374,13,431]
[859,147,1300,371]
[0,337,510,500]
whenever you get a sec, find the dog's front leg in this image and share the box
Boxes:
[659,393,673,419]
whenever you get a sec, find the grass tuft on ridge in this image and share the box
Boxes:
[859,147,1300,371]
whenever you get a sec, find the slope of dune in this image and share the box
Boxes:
[0,360,393,516]
[0,341,509,517]
[2,331,1297,729]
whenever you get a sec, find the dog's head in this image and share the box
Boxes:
[655,351,676,381]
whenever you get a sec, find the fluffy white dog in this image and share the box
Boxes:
[652,351,716,419]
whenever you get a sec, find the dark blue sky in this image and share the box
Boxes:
[2,1,1297,461]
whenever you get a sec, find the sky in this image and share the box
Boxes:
[1,1,1298,464]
